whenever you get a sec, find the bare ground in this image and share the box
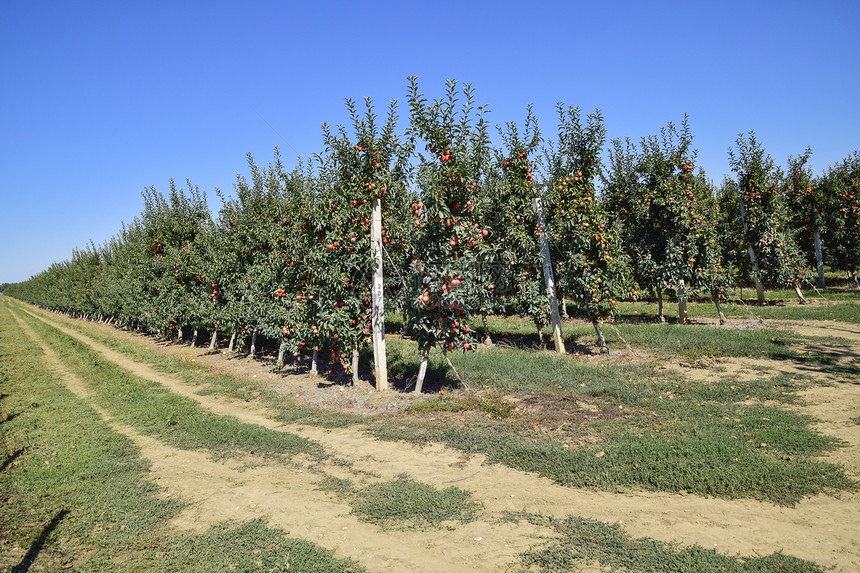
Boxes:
[14,307,860,572]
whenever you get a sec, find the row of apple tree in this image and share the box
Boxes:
[5,80,858,387]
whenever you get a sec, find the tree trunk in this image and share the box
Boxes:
[813,230,825,289]
[592,320,608,354]
[794,282,808,305]
[250,330,258,356]
[209,330,218,351]
[536,320,545,349]
[191,326,199,347]
[482,314,493,345]
[176,326,183,342]
[853,272,860,290]
[277,341,286,366]
[415,346,430,393]
[745,244,766,304]
[402,307,411,336]
[738,192,766,304]
[712,295,727,325]
[677,280,688,325]
[657,289,666,323]
[351,343,360,386]
[228,331,237,353]
[561,296,569,318]
[310,348,319,376]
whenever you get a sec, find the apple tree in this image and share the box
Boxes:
[816,150,860,287]
[544,105,635,350]
[728,131,810,304]
[406,78,492,392]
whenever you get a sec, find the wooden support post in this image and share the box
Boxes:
[531,198,565,354]
[592,320,608,353]
[370,198,389,390]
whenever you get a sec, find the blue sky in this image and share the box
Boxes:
[2,0,857,284]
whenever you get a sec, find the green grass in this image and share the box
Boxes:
[376,340,854,505]
[141,518,366,572]
[514,514,826,572]
[614,294,860,324]
[27,305,364,430]
[14,305,325,463]
[407,390,518,419]
[0,299,364,572]
[12,300,858,506]
[317,474,481,531]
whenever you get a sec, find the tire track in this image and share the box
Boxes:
[18,305,860,572]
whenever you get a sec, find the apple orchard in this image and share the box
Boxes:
[5,80,859,391]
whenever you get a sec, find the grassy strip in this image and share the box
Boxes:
[0,300,364,572]
[15,301,857,504]
[138,518,367,572]
[381,340,853,504]
[14,305,325,462]
[21,304,362,429]
[514,514,825,572]
[614,297,860,324]
[317,474,481,531]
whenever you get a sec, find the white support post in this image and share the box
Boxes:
[531,198,565,354]
[370,198,389,390]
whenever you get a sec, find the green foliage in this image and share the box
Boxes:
[544,105,635,322]
[310,97,413,370]
[406,78,491,354]
[728,131,809,289]
[816,150,860,276]
[485,107,550,334]
[3,80,857,381]
[606,116,731,309]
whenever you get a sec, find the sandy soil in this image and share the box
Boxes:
[14,307,860,572]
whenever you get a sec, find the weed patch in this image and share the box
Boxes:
[515,513,826,572]
[318,474,481,531]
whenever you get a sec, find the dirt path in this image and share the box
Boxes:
[18,307,860,572]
